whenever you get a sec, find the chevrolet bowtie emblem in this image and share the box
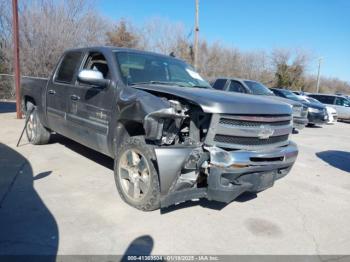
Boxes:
[258,125,274,139]
[97,111,107,119]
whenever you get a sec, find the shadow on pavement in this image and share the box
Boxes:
[0,101,16,113]
[50,134,114,170]
[306,124,322,128]
[316,150,350,173]
[121,235,153,261]
[0,143,58,258]
[161,198,228,214]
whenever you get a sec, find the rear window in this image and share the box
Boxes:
[212,79,227,90]
[55,52,82,84]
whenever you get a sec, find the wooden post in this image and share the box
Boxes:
[12,0,22,119]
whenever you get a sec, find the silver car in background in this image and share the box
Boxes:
[308,94,350,121]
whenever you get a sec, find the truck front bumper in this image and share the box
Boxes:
[155,141,298,208]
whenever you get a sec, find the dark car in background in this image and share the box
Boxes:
[271,88,328,126]
[211,78,308,130]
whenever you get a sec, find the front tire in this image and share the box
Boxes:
[25,102,51,145]
[114,136,160,211]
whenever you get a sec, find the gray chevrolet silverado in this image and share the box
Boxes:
[21,46,298,211]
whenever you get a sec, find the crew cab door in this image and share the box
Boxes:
[46,51,83,135]
[66,51,114,154]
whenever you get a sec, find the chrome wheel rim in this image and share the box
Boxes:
[26,111,37,142]
[118,149,151,201]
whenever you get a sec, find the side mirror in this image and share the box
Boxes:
[77,70,110,88]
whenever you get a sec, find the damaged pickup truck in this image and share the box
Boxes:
[21,47,298,211]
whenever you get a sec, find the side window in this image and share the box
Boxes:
[335,97,343,106]
[271,89,281,96]
[82,52,109,79]
[311,95,334,105]
[212,79,227,90]
[336,97,350,107]
[228,81,245,93]
[344,99,350,107]
[55,52,82,84]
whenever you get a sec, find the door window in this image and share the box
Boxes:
[212,79,228,90]
[82,52,110,80]
[335,97,350,107]
[228,81,246,93]
[55,52,82,84]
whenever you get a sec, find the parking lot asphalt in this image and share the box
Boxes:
[1,103,350,256]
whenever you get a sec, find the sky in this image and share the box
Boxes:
[98,0,350,82]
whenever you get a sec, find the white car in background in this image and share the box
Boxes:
[308,94,350,121]
[325,106,338,124]
[298,95,338,124]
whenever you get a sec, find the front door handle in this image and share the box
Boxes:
[48,90,56,95]
[70,95,80,101]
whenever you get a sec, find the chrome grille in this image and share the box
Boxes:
[214,134,289,146]
[205,114,292,150]
[219,118,291,127]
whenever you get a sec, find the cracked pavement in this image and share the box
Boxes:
[0,107,350,256]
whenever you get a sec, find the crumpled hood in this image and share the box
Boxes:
[134,84,292,115]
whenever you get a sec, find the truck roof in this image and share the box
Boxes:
[64,46,185,62]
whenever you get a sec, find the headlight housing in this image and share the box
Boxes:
[292,105,302,117]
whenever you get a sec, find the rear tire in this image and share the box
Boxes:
[25,102,51,145]
[114,136,160,211]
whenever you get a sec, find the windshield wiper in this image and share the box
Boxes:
[193,86,210,89]
[129,81,187,87]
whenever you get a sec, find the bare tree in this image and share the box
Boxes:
[106,19,139,48]
[0,0,110,77]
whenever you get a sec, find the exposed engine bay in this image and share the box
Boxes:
[144,97,211,147]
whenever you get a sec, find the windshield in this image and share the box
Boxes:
[244,81,274,95]
[278,89,305,102]
[115,51,211,88]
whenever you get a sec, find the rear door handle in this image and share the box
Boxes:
[70,95,80,101]
[48,90,56,95]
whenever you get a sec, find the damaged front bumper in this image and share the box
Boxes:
[155,141,298,208]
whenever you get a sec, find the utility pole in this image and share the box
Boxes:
[193,0,199,70]
[12,0,21,119]
[316,57,323,93]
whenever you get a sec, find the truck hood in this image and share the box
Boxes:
[134,84,292,115]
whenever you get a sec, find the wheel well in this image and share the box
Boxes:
[24,96,36,111]
[122,121,145,137]
[113,121,146,157]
